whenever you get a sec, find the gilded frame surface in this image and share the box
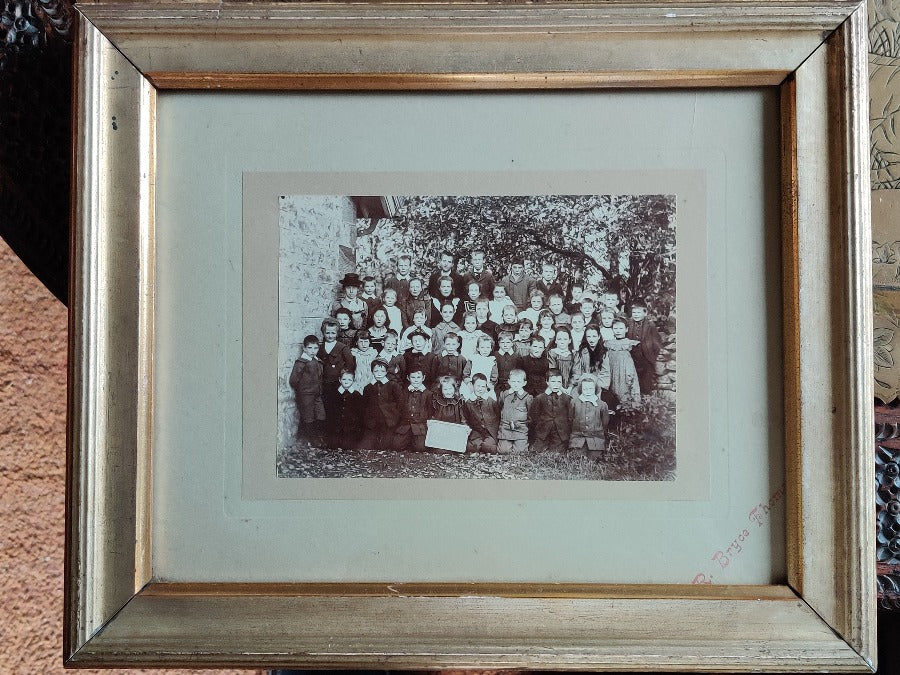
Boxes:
[67,1,874,670]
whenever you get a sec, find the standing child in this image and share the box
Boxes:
[351,330,379,391]
[430,277,459,328]
[465,334,499,396]
[499,260,534,312]
[461,249,496,298]
[318,318,355,448]
[367,307,390,353]
[569,375,610,460]
[400,308,433,352]
[497,369,532,453]
[393,366,433,452]
[474,298,500,342]
[401,330,437,387]
[518,288,546,327]
[381,287,405,336]
[334,307,358,347]
[597,309,616,342]
[380,330,404,384]
[580,293,599,326]
[462,280,483,316]
[360,359,402,450]
[626,300,663,395]
[494,331,522,394]
[463,374,501,453]
[360,275,381,317]
[536,309,557,347]
[565,282,585,315]
[332,273,368,330]
[434,332,468,388]
[547,327,580,391]
[383,254,413,303]
[531,370,574,452]
[521,336,550,397]
[289,335,326,447]
[535,262,564,298]
[547,293,571,326]
[568,312,587,352]
[457,311,485,360]
[330,369,363,449]
[514,318,535,356]
[489,285,515,323]
[497,304,519,336]
[402,277,432,328]
[431,302,461,354]
[601,318,642,409]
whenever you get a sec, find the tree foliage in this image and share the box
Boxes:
[385,194,676,316]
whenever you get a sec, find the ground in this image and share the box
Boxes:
[277,400,676,481]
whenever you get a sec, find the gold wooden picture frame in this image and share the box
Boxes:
[67,0,874,670]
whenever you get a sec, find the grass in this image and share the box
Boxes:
[277,393,676,481]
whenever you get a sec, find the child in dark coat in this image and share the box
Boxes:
[531,370,574,452]
[359,359,402,450]
[330,369,363,449]
[463,374,501,453]
[393,366,434,452]
[289,334,326,447]
[521,336,550,396]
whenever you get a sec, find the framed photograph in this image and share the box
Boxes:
[67,0,874,670]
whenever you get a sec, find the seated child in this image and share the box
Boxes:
[393,366,433,452]
[431,302,461,354]
[531,370,574,452]
[457,311,485,360]
[429,375,466,426]
[381,287,405,336]
[334,307,358,347]
[569,375,610,460]
[400,308,433,352]
[522,335,550,396]
[497,369,532,454]
[434,332,468,389]
[288,334,326,447]
[351,330,379,391]
[463,373,501,453]
[489,284,515,323]
[360,359,402,450]
[329,369,363,449]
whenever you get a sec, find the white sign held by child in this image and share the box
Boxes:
[425,420,470,453]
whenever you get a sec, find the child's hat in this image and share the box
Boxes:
[370,357,390,371]
[339,272,363,287]
[408,328,429,341]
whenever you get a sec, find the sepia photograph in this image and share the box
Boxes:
[277,194,676,481]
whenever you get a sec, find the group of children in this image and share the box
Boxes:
[289,250,665,458]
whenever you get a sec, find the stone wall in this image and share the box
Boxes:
[277,196,356,451]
